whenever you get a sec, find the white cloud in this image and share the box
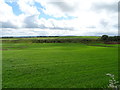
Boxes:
[0,0,118,36]
[0,0,26,28]
[0,0,15,22]
[17,0,40,16]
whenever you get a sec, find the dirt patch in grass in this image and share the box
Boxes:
[105,42,120,44]
[1,46,27,51]
[0,49,8,51]
[89,45,117,47]
[6,46,27,49]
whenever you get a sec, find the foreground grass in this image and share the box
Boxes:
[2,43,118,88]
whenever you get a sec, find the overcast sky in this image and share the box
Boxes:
[0,0,119,37]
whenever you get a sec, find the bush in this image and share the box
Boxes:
[101,35,108,41]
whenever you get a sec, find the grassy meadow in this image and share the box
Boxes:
[2,36,119,88]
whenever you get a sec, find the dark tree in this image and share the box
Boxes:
[101,35,108,41]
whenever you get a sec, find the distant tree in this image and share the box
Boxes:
[101,35,108,41]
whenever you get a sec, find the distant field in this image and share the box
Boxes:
[1,36,100,40]
[2,42,118,88]
[1,36,101,44]
[56,36,100,39]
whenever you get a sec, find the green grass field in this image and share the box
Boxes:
[2,41,118,88]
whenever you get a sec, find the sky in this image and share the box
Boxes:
[0,0,119,37]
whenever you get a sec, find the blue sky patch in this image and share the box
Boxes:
[5,1,76,20]
[35,2,76,20]
[6,2,22,16]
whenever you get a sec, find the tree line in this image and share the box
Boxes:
[100,35,120,42]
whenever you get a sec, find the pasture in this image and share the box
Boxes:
[2,37,119,88]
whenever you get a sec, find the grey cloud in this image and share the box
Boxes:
[1,14,74,30]
[2,28,49,37]
[86,26,96,29]
[118,2,120,12]
[100,20,108,27]
[93,32,117,36]
[92,2,118,13]
[23,15,49,29]
[113,24,118,28]
[49,2,77,12]
[1,21,18,28]
[24,15,40,28]
[49,27,73,30]
[24,15,74,30]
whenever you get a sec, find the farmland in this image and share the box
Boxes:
[2,36,119,88]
